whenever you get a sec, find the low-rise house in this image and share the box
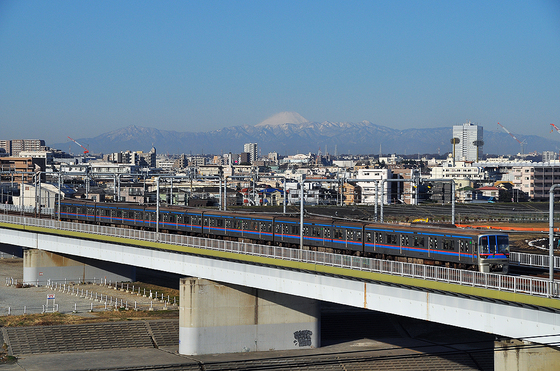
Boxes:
[343,182,361,205]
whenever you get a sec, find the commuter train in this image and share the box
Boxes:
[59,199,510,273]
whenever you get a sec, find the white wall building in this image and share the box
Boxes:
[19,151,54,166]
[355,168,391,205]
[453,121,483,162]
[430,159,486,181]
[12,183,70,210]
[542,151,558,163]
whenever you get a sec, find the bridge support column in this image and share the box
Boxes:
[23,249,135,284]
[179,277,320,355]
[495,339,560,370]
[0,243,23,259]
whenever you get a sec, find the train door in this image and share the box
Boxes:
[87,205,96,222]
[203,216,209,237]
[428,236,438,258]
[324,225,333,249]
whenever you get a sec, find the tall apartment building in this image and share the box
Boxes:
[0,139,46,157]
[452,122,483,162]
[542,151,558,163]
[243,143,258,163]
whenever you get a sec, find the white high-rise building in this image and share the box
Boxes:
[243,143,258,163]
[452,121,483,162]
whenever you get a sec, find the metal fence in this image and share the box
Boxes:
[0,204,55,216]
[510,251,560,270]
[1,213,559,299]
[0,301,174,316]
[3,278,178,315]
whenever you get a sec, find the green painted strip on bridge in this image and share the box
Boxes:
[2,221,560,310]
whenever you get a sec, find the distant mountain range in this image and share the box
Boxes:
[50,112,560,157]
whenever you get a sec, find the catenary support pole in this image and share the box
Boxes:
[300,180,304,250]
[549,184,560,294]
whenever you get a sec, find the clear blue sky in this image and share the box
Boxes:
[1,0,559,146]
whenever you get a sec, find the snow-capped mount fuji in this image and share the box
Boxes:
[255,111,310,127]
[50,113,557,156]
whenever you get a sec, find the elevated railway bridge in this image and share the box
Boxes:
[0,211,559,366]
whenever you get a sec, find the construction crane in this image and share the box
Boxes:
[550,123,560,136]
[67,136,89,155]
[497,122,526,154]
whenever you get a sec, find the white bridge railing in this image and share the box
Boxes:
[510,251,560,270]
[1,213,559,299]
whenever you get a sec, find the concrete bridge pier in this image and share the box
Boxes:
[0,243,23,259]
[495,339,560,370]
[23,249,136,285]
[179,277,320,355]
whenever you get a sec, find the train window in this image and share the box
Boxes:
[488,236,498,253]
[87,207,95,216]
[347,230,354,240]
[334,229,343,239]
[325,229,331,238]
[365,232,372,242]
[291,225,299,234]
[443,239,454,250]
[114,210,122,218]
[312,227,321,237]
[226,219,232,228]
[386,234,397,244]
[356,231,362,242]
[303,226,309,235]
[497,236,509,254]
[375,232,382,243]
[242,221,249,230]
[216,219,223,227]
[283,225,289,234]
[413,236,424,247]
[479,236,489,254]
[479,235,508,254]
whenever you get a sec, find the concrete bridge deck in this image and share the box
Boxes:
[0,214,559,350]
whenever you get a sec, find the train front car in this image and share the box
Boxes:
[477,233,509,274]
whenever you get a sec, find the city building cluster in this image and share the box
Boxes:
[1,122,560,212]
